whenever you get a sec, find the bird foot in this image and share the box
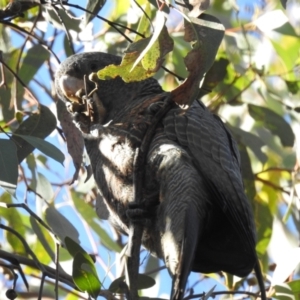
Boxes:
[126,197,158,227]
[72,112,91,134]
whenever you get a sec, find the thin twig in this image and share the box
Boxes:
[55,243,60,300]
[53,5,75,55]
[0,20,60,63]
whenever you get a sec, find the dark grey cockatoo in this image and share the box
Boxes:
[55,52,265,300]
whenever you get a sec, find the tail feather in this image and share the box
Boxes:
[171,201,202,300]
[254,258,267,300]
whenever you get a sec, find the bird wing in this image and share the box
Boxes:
[163,100,257,269]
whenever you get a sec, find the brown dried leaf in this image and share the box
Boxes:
[171,13,224,106]
[56,99,84,182]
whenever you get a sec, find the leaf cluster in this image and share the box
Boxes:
[0,0,300,299]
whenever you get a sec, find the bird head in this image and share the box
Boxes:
[55,52,163,129]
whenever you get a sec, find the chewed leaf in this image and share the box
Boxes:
[96,10,173,83]
[96,52,154,82]
[171,13,224,106]
[132,11,173,72]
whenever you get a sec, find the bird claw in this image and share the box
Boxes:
[146,102,164,115]
[73,112,91,134]
[126,198,158,226]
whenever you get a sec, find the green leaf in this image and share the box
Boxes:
[13,105,57,163]
[134,1,152,40]
[30,172,54,202]
[248,104,295,147]
[273,283,295,300]
[229,126,268,164]
[72,252,101,298]
[65,236,86,257]
[97,10,173,83]
[72,192,121,252]
[19,45,50,85]
[270,35,300,81]
[255,200,273,256]
[45,205,80,245]
[84,0,106,25]
[199,58,229,97]
[0,23,11,53]
[45,7,80,32]
[285,80,299,95]
[30,216,54,265]
[132,11,173,72]
[109,274,155,293]
[15,135,64,166]
[0,194,27,254]
[273,21,299,38]
[0,139,18,195]
[288,280,300,300]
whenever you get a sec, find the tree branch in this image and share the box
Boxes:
[126,93,173,299]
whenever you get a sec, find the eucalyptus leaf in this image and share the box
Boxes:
[248,104,295,147]
[13,105,57,163]
[72,192,121,252]
[72,252,101,298]
[109,274,155,293]
[84,0,106,25]
[45,205,80,245]
[0,139,18,195]
[19,45,50,85]
[15,135,64,166]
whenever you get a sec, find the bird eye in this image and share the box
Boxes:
[73,63,80,73]
[90,63,98,71]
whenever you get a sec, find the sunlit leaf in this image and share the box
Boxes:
[255,199,273,256]
[132,11,172,72]
[273,283,295,300]
[30,216,54,265]
[65,236,86,257]
[270,36,300,81]
[0,194,26,254]
[73,252,101,298]
[288,280,300,300]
